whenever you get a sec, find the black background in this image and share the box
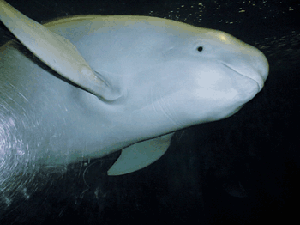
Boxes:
[0,0,299,224]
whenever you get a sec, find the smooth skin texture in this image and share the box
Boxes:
[0,8,268,175]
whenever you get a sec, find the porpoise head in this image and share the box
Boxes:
[55,16,268,133]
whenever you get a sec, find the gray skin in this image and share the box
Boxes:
[0,16,268,187]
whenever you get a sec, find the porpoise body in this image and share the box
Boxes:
[0,12,268,176]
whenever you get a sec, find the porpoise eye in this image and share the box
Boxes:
[197,46,204,52]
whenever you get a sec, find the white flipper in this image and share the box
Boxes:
[107,133,174,175]
[0,0,117,100]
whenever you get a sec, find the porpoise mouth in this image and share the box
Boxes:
[223,64,264,90]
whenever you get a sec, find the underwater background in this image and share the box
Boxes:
[0,0,299,224]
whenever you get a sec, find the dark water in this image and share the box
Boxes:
[0,0,299,224]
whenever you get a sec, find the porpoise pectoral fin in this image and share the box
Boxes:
[107,133,174,175]
[0,0,119,100]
